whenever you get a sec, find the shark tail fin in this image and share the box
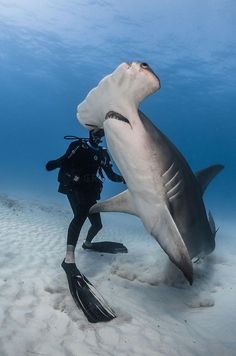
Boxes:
[195,164,224,195]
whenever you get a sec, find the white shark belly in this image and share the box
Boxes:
[104,119,165,231]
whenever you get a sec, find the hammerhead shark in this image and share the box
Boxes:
[77,62,223,284]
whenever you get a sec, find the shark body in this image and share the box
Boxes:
[77,62,223,284]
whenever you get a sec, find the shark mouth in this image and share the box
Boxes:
[85,111,131,130]
[105,111,131,126]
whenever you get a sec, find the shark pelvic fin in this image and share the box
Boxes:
[195,164,224,194]
[208,210,217,236]
[89,190,137,216]
[150,204,193,285]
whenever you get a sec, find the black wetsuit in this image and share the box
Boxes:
[46,139,123,246]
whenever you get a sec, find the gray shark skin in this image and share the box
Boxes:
[137,110,223,259]
[77,62,224,285]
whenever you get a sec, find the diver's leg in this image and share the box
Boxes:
[65,191,89,263]
[82,204,128,254]
[85,212,103,244]
[62,192,116,323]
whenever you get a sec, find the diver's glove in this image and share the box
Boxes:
[45,160,58,171]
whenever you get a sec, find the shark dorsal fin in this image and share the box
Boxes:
[195,164,224,194]
[89,190,137,216]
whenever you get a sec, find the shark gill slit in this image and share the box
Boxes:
[164,170,180,187]
[168,190,183,201]
[167,179,184,200]
[162,162,175,178]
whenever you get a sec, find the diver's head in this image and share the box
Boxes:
[89,128,104,147]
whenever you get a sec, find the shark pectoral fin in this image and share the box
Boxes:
[89,190,137,216]
[195,164,224,194]
[150,205,193,285]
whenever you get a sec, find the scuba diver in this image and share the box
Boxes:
[45,128,127,323]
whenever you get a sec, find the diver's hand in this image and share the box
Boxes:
[45,160,58,171]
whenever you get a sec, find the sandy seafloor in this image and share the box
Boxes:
[0,193,235,356]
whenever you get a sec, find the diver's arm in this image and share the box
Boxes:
[45,140,81,171]
[45,156,65,171]
[101,150,125,183]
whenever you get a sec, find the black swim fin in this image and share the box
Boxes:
[82,241,128,254]
[61,260,116,323]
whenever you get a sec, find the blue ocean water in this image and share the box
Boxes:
[0,0,235,218]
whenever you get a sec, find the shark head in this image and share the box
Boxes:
[77,61,160,130]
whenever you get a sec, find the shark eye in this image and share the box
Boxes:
[141,62,149,69]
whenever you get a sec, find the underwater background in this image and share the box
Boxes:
[0,0,235,219]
